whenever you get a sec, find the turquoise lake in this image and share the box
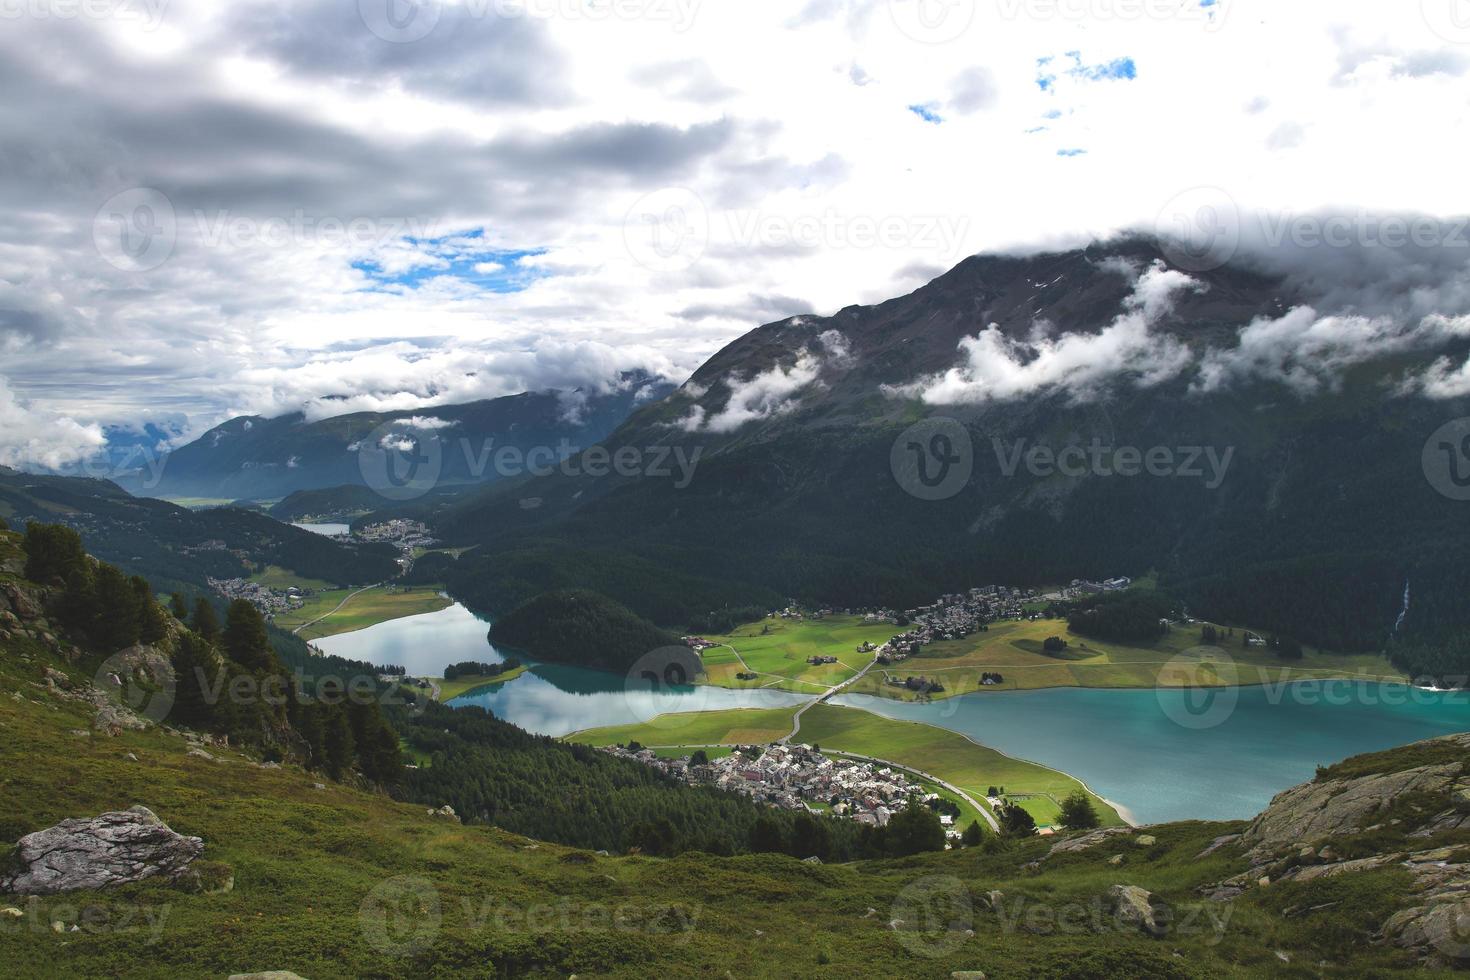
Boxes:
[316,603,1470,823]
[313,603,804,737]
[832,686,1470,824]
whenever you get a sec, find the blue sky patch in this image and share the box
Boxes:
[353,230,548,294]
[907,103,943,124]
[1057,148,1087,157]
[1039,52,1139,91]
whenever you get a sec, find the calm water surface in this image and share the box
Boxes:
[315,603,804,737]
[293,522,350,537]
[832,685,1470,824]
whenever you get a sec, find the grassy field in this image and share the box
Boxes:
[846,617,1407,702]
[698,616,894,693]
[433,665,530,700]
[158,496,247,509]
[567,706,801,747]
[271,585,451,640]
[247,564,336,591]
[795,705,1122,829]
[567,702,1121,830]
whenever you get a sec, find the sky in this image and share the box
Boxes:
[2,0,1469,468]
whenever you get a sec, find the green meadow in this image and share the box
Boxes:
[697,615,894,693]
[845,616,1407,701]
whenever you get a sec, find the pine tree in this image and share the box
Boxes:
[999,803,1037,837]
[322,706,356,779]
[961,820,985,847]
[171,633,220,728]
[885,801,946,856]
[1057,790,1101,831]
[22,522,89,587]
[133,577,169,644]
[169,593,189,621]
[223,599,272,670]
[193,599,221,641]
[91,563,140,651]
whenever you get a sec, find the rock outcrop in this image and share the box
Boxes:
[1240,756,1470,864]
[1197,732,1470,965]
[0,806,204,895]
[1045,826,1134,857]
[1106,884,1164,937]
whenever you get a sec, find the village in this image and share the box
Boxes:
[601,743,964,842]
[206,519,441,615]
[207,575,308,616]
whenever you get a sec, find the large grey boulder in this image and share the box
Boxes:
[0,806,203,895]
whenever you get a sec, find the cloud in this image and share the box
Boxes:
[681,330,850,432]
[2,1,1470,456]
[1196,308,1470,395]
[890,262,1201,404]
[396,415,456,430]
[948,67,997,114]
[234,339,680,422]
[0,376,107,470]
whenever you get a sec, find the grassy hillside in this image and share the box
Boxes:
[8,642,1458,976]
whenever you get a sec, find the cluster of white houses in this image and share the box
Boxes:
[207,576,309,616]
[602,743,958,834]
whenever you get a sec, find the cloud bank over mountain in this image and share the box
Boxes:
[2,0,1469,466]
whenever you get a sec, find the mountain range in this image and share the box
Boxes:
[407,237,1470,677]
[118,375,674,503]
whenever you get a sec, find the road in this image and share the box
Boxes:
[291,582,380,636]
[781,653,879,743]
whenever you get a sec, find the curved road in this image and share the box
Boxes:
[291,582,381,636]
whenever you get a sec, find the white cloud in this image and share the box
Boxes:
[682,329,850,431]
[1196,308,1470,395]
[0,377,107,470]
[892,262,1202,404]
[396,415,456,430]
